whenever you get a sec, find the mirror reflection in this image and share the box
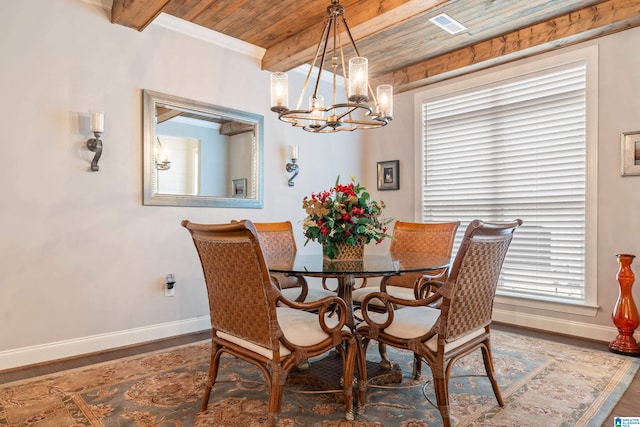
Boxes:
[143,90,263,208]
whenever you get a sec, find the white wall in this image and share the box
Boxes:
[365,27,640,341]
[0,0,366,369]
[3,0,639,370]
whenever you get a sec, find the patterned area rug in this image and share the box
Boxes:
[0,330,638,426]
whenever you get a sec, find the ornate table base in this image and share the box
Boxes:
[275,255,452,406]
[287,352,402,400]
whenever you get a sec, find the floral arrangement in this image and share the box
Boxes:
[302,176,393,259]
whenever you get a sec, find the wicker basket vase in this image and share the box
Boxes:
[323,237,366,261]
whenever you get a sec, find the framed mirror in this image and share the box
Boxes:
[143,89,264,208]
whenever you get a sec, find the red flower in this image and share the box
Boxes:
[301,176,393,259]
[335,183,355,196]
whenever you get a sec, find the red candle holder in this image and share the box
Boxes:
[609,253,640,355]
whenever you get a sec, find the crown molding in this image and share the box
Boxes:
[78,0,263,60]
[79,0,112,6]
[151,13,265,60]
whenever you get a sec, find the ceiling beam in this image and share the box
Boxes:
[155,106,182,124]
[382,0,640,93]
[111,0,169,31]
[261,0,447,73]
[219,121,254,136]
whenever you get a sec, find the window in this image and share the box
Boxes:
[417,47,597,309]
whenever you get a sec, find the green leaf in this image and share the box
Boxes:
[324,244,339,259]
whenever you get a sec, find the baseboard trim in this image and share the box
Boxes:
[0,316,211,371]
[493,308,640,343]
[3,311,638,371]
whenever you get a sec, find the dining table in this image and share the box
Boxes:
[268,250,451,392]
[268,251,451,330]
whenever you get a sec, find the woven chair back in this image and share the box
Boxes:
[388,221,459,288]
[253,222,300,290]
[183,220,277,350]
[254,222,297,262]
[438,219,522,343]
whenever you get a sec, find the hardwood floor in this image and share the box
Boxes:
[0,326,637,426]
[0,331,211,385]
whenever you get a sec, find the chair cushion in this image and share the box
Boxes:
[217,331,291,358]
[217,307,345,360]
[358,306,439,338]
[352,285,415,305]
[277,306,346,343]
[357,306,485,353]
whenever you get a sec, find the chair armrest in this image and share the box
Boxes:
[360,289,443,330]
[276,293,348,334]
[362,289,442,310]
[321,277,368,291]
[273,274,309,302]
[321,277,338,292]
[269,275,282,289]
[291,275,309,302]
[415,275,446,301]
[353,277,368,290]
[423,269,447,283]
[378,275,395,293]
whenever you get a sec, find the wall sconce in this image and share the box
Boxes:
[286,144,299,187]
[87,111,104,171]
[156,136,171,170]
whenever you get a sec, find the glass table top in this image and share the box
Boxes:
[268,252,451,277]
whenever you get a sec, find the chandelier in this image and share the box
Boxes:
[269,0,393,133]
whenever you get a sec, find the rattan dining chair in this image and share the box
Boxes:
[352,220,460,304]
[356,219,522,427]
[182,219,358,426]
[253,221,336,303]
[352,220,459,375]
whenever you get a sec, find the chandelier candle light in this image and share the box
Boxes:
[270,0,393,133]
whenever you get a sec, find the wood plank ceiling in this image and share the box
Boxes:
[111,0,640,93]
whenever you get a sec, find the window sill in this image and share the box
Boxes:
[494,294,599,317]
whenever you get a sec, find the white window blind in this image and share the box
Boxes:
[421,63,587,302]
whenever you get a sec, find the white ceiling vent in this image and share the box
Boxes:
[429,13,467,35]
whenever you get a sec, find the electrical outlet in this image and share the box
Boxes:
[165,284,175,297]
[165,274,176,297]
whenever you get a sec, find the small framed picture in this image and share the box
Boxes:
[621,131,640,176]
[377,160,399,190]
[232,178,247,197]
